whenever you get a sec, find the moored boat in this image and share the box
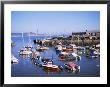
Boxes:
[36,46,49,52]
[18,48,32,55]
[41,61,62,72]
[41,58,53,64]
[91,50,100,58]
[55,45,62,51]
[64,62,80,71]
[11,54,18,64]
[59,52,81,61]
[24,44,33,50]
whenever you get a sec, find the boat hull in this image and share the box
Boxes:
[43,66,61,72]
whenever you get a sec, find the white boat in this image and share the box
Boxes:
[24,33,33,50]
[70,44,78,49]
[59,52,81,61]
[91,50,100,58]
[24,44,33,50]
[55,45,62,51]
[36,46,49,52]
[11,54,18,63]
[71,52,81,60]
[64,62,80,71]
[42,62,62,72]
[18,32,32,55]
[18,48,32,55]
[60,52,68,55]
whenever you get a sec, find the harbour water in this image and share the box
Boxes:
[11,36,100,77]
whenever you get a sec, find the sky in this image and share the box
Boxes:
[11,11,100,35]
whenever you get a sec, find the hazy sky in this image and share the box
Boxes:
[11,11,100,34]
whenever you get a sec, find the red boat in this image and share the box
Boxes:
[59,56,76,61]
[59,52,81,61]
[42,62,62,72]
[62,48,73,52]
[64,62,80,71]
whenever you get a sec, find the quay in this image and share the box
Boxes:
[34,30,100,47]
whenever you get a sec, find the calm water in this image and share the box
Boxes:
[11,36,100,77]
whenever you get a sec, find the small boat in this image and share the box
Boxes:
[69,44,78,49]
[55,45,62,51]
[71,52,81,60]
[24,44,33,50]
[18,48,32,55]
[11,54,18,64]
[59,52,81,61]
[42,62,62,72]
[77,51,83,55]
[62,44,77,52]
[41,46,49,50]
[91,50,100,58]
[86,48,100,58]
[36,46,49,52]
[19,32,32,55]
[41,58,53,64]
[62,48,73,52]
[24,32,33,50]
[62,45,73,52]
[64,62,80,71]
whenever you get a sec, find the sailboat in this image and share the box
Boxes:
[18,32,32,55]
[24,32,33,50]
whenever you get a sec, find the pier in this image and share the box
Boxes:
[34,30,100,47]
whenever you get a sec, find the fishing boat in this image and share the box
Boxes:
[64,62,80,71]
[18,48,32,55]
[62,46,73,52]
[86,46,100,58]
[62,44,77,52]
[55,45,62,51]
[42,62,62,72]
[36,45,49,52]
[41,58,53,64]
[91,50,100,58]
[11,54,18,64]
[59,52,81,61]
[41,52,54,65]
[25,33,33,50]
[24,44,33,50]
[18,32,32,55]
[69,44,78,49]
[39,46,49,50]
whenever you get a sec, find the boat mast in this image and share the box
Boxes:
[36,24,38,36]
[36,24,38,40]
[22,32,24,46]
[29,32,31,43]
